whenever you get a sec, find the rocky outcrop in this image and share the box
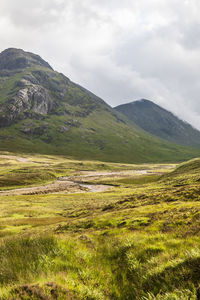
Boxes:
[0,48,107,128]
[0,48,57,127]
[0,77,54,127]
[59,125,69,133]
[20,124,49,136]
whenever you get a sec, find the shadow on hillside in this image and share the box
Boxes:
[142,256,200,297]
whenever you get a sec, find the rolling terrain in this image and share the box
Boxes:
[0,152,200,299]
[0,48,199,163]
[115,99,200,148]
[1,48,200,299]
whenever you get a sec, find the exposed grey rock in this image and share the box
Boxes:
[22,74,39,85]
[32,70,68,96]
[64,120,81,127]
[0,78,54,127]
[33,125,48,136]
[20,127,32,134]
[60,126,69,133]
[20,124,49,136]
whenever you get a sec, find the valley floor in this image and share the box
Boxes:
[0,153,200,299]
[0,165,171,196]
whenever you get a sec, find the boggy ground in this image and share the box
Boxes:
[0,153,200,299]
[0,154,172,195]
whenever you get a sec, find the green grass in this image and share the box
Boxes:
[1,154,200,299]
[0,235,57,284]
[87,174,162,186]
[169,158,200,175]
[1,109,200,164]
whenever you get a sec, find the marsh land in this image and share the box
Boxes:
[0,152,200,299]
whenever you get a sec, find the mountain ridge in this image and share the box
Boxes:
[0,48,199,163]
[115,99,200,149]
[0,48,53,71]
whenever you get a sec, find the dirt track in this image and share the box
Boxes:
[0,170,147,196]
[0,166,173,196]
[0,175,114,196]
[0,179,86,195]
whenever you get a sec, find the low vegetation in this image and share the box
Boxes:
[0,154,200,299]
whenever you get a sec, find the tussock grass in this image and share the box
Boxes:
[0,235,57,284]
[0,153,200,298]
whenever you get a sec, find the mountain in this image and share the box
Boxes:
[115,99,200,149]
[0,48,199,163]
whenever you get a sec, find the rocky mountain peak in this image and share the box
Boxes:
[132,99,153,106]
[0,48,53,71]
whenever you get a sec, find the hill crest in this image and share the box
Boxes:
[0,48,52,71]
[115,99,200,149]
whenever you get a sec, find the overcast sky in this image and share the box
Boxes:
[0,0,200,128]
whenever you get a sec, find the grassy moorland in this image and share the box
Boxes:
[0,153,200,299]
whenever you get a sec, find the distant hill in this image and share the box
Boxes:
[170,158,200,176]
[0,48,199,163]
[115,99,200,149]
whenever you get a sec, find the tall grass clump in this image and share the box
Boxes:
[93,235,200,299]
[0,235,58,284]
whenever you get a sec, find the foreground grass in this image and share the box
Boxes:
[2,233,199,299]
[0,154,200,299]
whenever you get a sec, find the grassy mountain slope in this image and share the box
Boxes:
[0,48,200,163]
[163,158,200,180]
[115,99,200,149]
[174,158,200,174]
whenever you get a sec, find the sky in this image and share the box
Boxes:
[0,0,200,129]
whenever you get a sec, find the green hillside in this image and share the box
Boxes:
[115,99,200,149]
[173,158,200,174]
[163,158,200,181]
[0,48,199,163]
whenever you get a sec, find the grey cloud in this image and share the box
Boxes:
[0,0,67,28]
